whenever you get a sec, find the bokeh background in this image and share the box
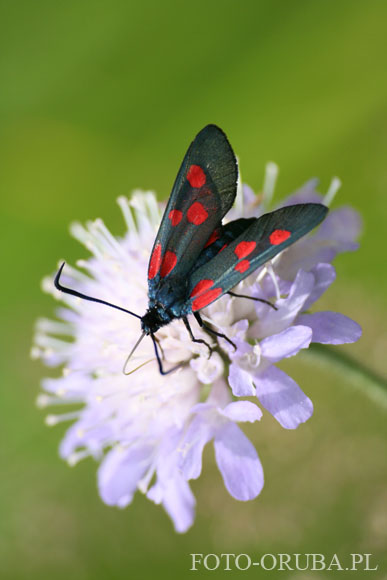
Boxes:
[1,1,386,578]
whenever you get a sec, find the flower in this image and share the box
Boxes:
[32,166,362,532]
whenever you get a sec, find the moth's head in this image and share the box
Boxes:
[141,305,170,335]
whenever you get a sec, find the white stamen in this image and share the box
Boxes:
[36,394,81,408]
[36,394,51,408]
[34,333,72,352]
[71,222,106,259]
[130,191,155,234]
[323,177,341,207]
[67,449,90,466]
[41,276,58,297]
[117,196,138,236]
[69,222,90,244]
[36,318,74,334]
[57,262,91,283]
[45,411,81,426]
[266,262,281,300]
[256,266,267,283]
[30,346,41,359]
[262,162,279,208]
[235,156,244,215]
[144,192,161,226]
[91,219,130,262]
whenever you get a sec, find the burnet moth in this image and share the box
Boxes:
[55,125,328,374]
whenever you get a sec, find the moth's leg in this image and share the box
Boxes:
[183,317,212,359]
[153,334,165,360]
[227,291,277,310]
[151,334,182,375]
[194,312,237,351]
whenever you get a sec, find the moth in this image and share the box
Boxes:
[55,125,328,374]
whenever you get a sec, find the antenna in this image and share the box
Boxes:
[122,332,147,374]
[54,262,142,319]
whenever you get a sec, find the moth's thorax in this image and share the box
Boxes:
[148,276,189,310]
[143,275,192,334]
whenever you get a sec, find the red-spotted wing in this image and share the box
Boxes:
[147,125,238,288]
[187,203,328,311]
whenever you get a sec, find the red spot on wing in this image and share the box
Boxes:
[187,201,208,225]
[187,164,206,188]
[148,243,162,279]
[190,279,214,298]
[192,288,222,311]
[168,209,183,226]
[235,260,250,273]
[269,229,291,245]
[219,244,228,252]
[160,251,177,277]
[235,241,256,258]
[204,229,219,248]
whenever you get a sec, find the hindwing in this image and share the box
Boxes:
[187,203,328,311]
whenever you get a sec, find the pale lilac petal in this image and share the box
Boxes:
[315,207,362,250]
[190,352,224,384]
[277,207,361,279]
[60,420,110,459]
[276,239,336,279]
[302,263,336,310]
[206,379,232,407]
[229,363,256,397]
[179,416,213,480]
[162,476,196,533]
[146,481,163,504]
[214,422,264,500]
[297,311,362,344]
[221,323,250,357]
[242,184,259,208]
[253,270,314,338]
[260,325,312,362]
[154,428,183,480]
[98,445,152,507]
[259,274,291,301]
[221,401,262,423]
[147,475,196,533]
[254,366,313,429]
[227,184,261,220]
[281,179,322,205]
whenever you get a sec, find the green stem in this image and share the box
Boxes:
[303,343,387,408]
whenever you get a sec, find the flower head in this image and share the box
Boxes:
[33,166,362,532]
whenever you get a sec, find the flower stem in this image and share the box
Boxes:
[303,343,387,409]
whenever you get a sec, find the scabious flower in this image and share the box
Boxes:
[32,165,362,532]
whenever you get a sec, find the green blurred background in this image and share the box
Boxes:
[1,0,386,578]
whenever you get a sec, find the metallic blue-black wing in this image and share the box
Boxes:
[186,203,328,311]
[147,125,238,297]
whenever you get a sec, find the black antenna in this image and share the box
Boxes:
[123,332,147,374]
[54,262,142,320]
